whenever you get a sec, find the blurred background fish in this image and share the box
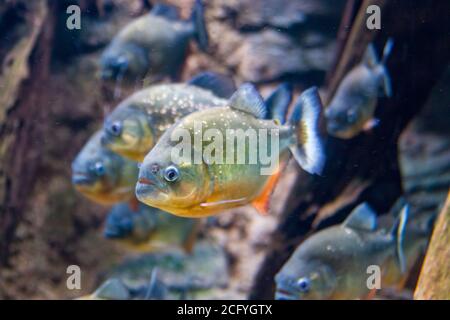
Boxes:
[275,203,408,300]
[71,131,139,205]
[100,0,208,84]
[78,269,167,300]
[325,39,394,139]
[101,72,235,161]
[104,202,200,253]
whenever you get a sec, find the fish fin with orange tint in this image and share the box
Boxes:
[364,288,378,300]
[363,118,380,131]
[251,169,283,216]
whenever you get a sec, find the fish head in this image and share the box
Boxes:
[102,105,154,162]
[104,204,135,239]
[100,43,147,81]
[72,133,126,203]
[104,203,158,243]
[136,127,211,215]
[325,102,362,139]
[275,259,337,300]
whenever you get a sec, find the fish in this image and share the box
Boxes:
[274,202,408,300]
[100,1,208,82]
[380,205,435,291]
[135,83,325,218]
[101,72,235,162]
[325,39,394,139]
[77,270,167,300]
[71,131,139,205]
[101,73,292,163]
[103,202,199,253]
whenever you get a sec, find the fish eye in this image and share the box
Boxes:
[116,56,128,69]
[94,162,105,176]
[163,166,179,182]
[108,121,122,137]
[296,277,311,293]
[347,109,357,123]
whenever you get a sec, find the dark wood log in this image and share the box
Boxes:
[414,192,450,300]
[0,0,55,266]
[249,0,450,299]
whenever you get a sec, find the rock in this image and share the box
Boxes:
[399,66,450,217]
[210,0,345,31]
[225,29,335,82]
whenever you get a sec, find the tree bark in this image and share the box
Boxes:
[414,192,450,300]
[0,0,54,266]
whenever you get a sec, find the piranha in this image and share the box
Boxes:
[274,202,408,300]
[325,39,394,139]
[77,270,167,300]
[135,83,325,218]
[104,202,199,253]
[101,72,293,162]
[71,131,139,205]
[101,72,235,162]
[380,205,435,291]
[100,1,208,82]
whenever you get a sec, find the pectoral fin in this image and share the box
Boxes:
[363,118,380,131]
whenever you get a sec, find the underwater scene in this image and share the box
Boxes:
[0,0,449,300]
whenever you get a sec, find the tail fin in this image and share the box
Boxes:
[265,82,293,124]
[380,38,394,98]
[363,43,379,68]
[391,204,409,274]
[381,38,394,64]
[288,87,326,175]
[190,0,208,52]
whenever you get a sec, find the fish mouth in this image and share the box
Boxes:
[135,177,158,199]
[138,177,154,186]
[72,172,95,186]
[274,289,298,300]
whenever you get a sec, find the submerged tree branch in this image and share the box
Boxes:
[414,192,450,300]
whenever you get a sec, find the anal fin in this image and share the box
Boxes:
[251,165,284,215]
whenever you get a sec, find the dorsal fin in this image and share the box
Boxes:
[228,83,267,118]
[188,72,236,98]
[343,203,377,231]
[265,82,293,124]
[150,4,180,20]
[94,279,130,300]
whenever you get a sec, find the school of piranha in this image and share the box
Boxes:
[70,1,436,300]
